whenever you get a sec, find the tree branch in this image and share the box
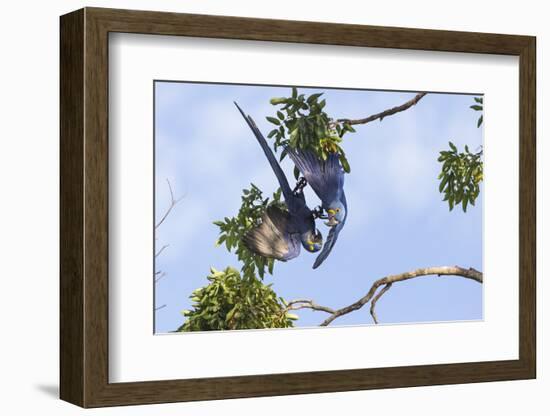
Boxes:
[154,179,184,314]
[155,244,169,258]
[283,266,482,326]
[284,299,336,315]
[369,283,392,324]
[155,271,167,283]
[155,179,184,230]
[320,266,482,326]
[337,92,427,126]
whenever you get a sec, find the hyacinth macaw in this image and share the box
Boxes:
[286,148,348,269]
[234,103,323,262]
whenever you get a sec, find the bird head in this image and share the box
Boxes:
[325,202,346,227]
[301,228,323,253]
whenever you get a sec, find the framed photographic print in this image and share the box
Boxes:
[60,7,536,408]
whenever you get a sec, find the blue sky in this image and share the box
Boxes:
[154,82,483,333]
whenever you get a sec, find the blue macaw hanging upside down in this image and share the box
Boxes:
[234,103,323,262]
[287,148,348,269]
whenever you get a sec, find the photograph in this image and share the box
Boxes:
[154,82,484,333]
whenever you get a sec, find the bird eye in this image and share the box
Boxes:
[336,208,340,212]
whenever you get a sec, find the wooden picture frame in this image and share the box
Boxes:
[60,7,536,408]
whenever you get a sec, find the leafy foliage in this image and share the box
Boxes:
[178,186,294,331]
[267,87,354,175]
[177,267,297,331]
[470,96,483,128]
[437,142,483,212]
[213,184,285,279]
[437,97,484,212]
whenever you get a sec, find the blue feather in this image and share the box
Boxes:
[234,102,293,201]
[313,193,347,269]
[287,148,348,269]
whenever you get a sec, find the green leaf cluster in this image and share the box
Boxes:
[470,96,483,128]
[177,267,296,331]
[267,88,353,174]
[437,142,483,212]
[213,184,284,279]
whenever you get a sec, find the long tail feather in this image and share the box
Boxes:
[234,102,292,200]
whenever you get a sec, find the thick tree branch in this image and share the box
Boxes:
[337,92,427,126]
[284,266,482,326]
[320,266,482,326]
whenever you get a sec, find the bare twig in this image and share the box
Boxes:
[155,244,169,258]
[155,179,184,230]
[337,92,427,126]
[320,266,482,326]
[285,299,336,315]
[154,179,183,314]
[369,283,392,324]
[155,272,167,283]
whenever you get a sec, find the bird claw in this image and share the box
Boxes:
[312,206,328,219]
[292,177,308,196]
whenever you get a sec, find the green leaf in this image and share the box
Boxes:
[462,198,468,212]
[339,154,351,173]
[293,166,300,180]
[270,97,287,105]
[439,176,448,192]
[449,141,457,152]
[477,115,483,128]
[279,148,288,162]
[277,111,285,120]
[292,87,298,99]
[266,116,281,125]
[267,129,277,138]
[307,93,323,104]
[470,105,483,111]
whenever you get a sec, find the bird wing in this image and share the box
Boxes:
[286,148,344,205]
[312,193,348,269]
[243,206,301,262]
[234,102,293,202]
